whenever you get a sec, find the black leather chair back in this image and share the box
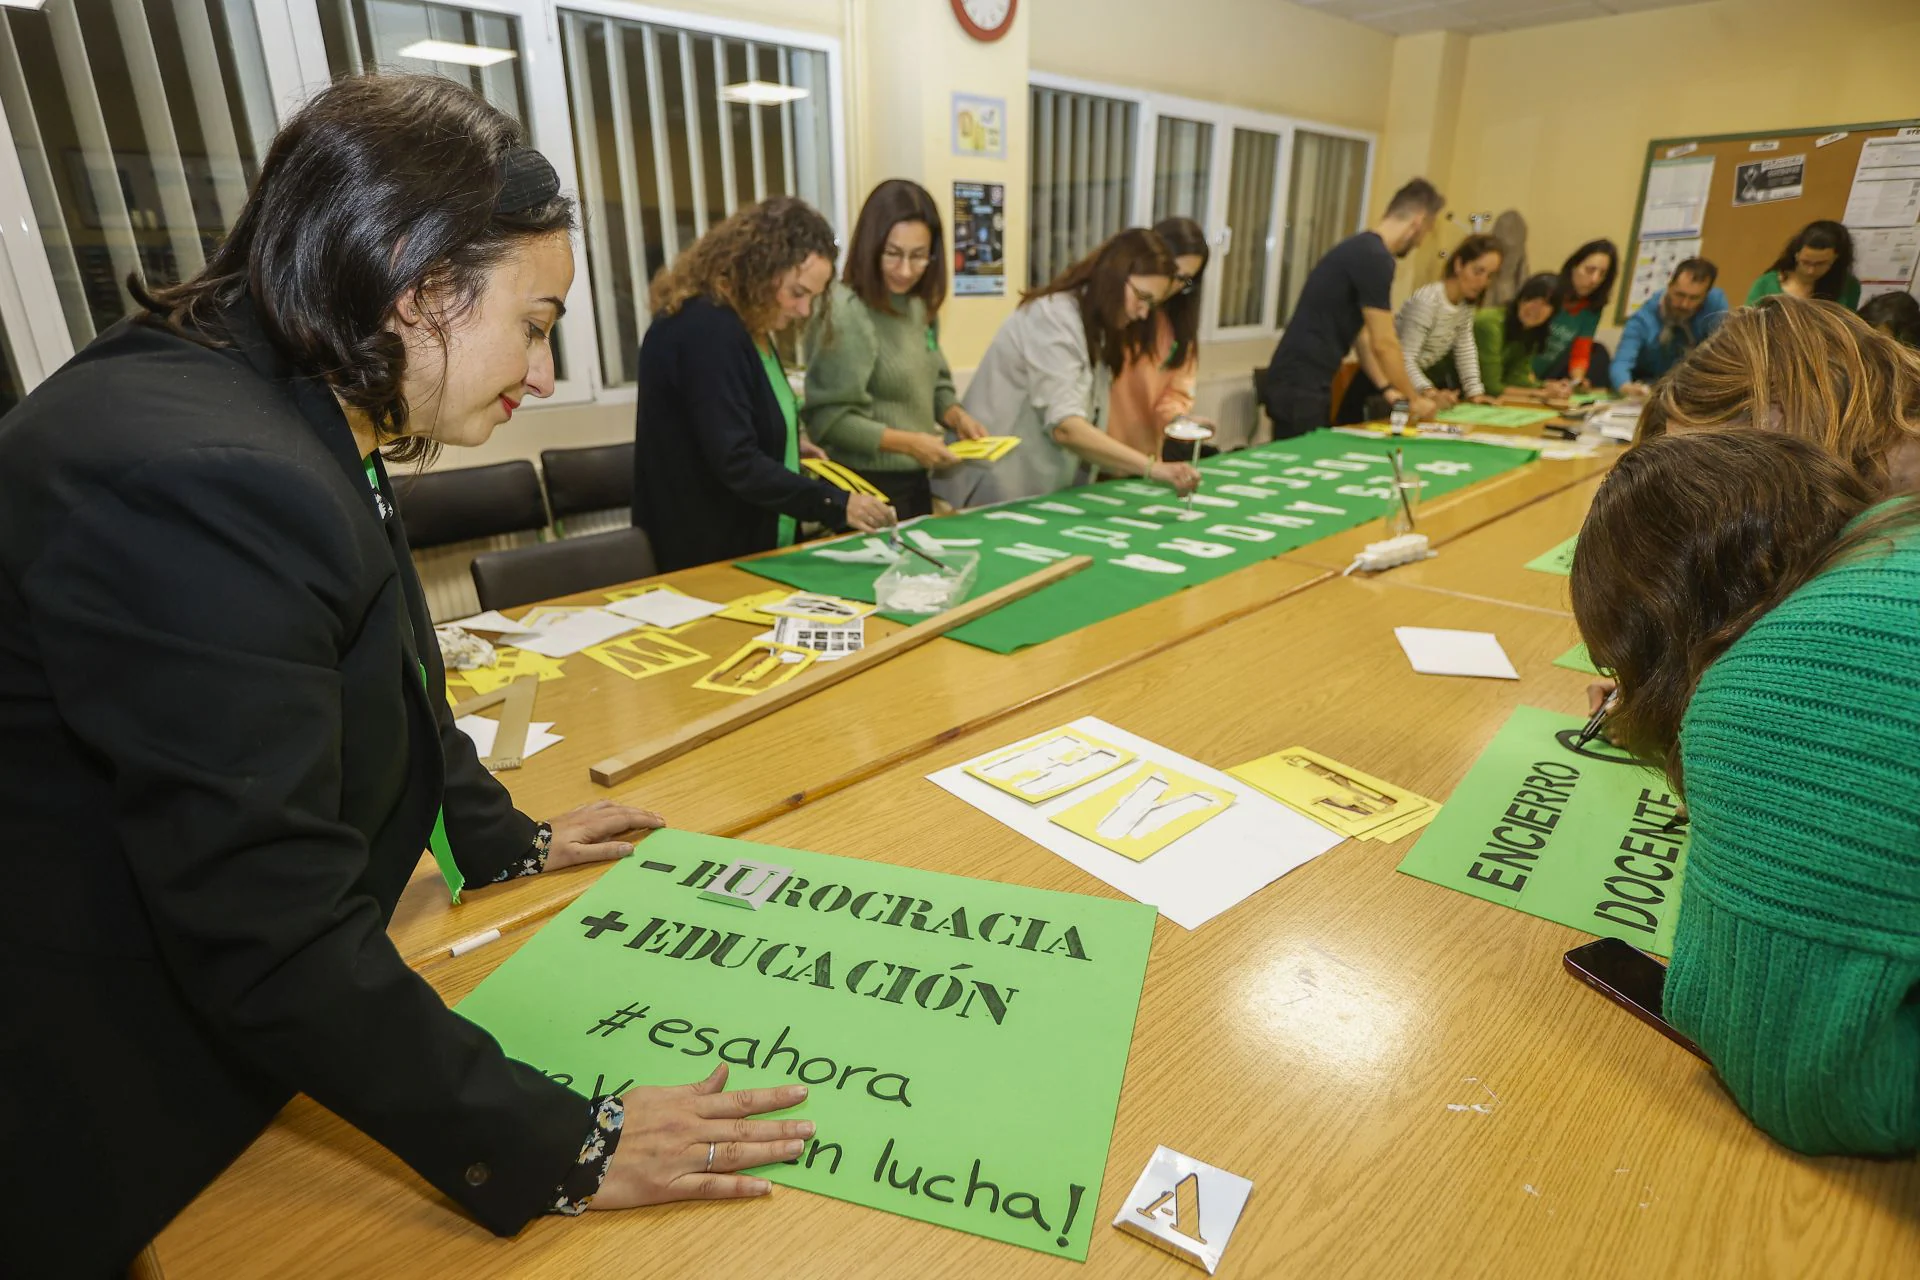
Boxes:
[541,444,635,522]
[469,527,659,612]
[397,460,548,550]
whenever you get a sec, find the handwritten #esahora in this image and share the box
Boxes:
[456,829,1156,1259]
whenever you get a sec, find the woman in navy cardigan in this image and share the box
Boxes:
[633,197,897,571]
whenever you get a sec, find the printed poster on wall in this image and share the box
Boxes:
[951,93,1006,160]
[1732,155,1804,206]
[953,181,1006,297]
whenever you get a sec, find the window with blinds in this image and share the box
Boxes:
[320,0,530,125]
[561,13,833,387]
[1028,84,1135,288]
[0,0,275,351]
[1151,115,1211,225]
[1277,129,1370,328]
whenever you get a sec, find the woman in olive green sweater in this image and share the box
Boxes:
[803,180,987,518]
[1570,429,1920,1156]
[1471,272,1570,398]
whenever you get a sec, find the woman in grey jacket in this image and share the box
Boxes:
[935,229,1202,508]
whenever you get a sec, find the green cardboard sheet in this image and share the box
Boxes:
[1525,534,1578,575]
[1397,706,1690,955]
[1554,642,1603,676]
[1434,403,1561,429]
[740,432,1536,653]
[457,829,1157,1260]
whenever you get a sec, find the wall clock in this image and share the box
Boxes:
[952,0,1015,42]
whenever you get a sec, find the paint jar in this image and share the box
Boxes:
[875,550,980,614]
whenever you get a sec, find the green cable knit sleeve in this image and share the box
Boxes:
[1665,546,1920,1155]
[801,292,890,456]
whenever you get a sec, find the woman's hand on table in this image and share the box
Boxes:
[1468,393,1498,405]
[542,800,666,873]
[1542,378,1573,398]
[845,492,898,533]
[591,1065,815,1209]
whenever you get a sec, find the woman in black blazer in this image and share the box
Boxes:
[0,76,812,1278]
[632,197,897,571]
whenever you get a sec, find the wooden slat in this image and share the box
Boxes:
[588,556,1094,786]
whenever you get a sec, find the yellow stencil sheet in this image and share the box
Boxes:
[763,592,877,625]
[801,458,886,497]
[963,727,1136,803]
[460,649,568,694]
[691,639,818,696]
[1228,747,1436,840]
[948,435,1022,462]
[581,630,709,681]
[1050,762,1236,862]
[716,589,791,627]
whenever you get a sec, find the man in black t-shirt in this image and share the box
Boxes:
[1260,178,1446,437]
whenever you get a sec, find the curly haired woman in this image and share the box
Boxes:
[632,197,897,571]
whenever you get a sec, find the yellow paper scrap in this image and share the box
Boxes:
[948,435,1022,462]
[716,589,791,627]
[963,727,1136,804]
[1050,762,1235,861]
[691,639,818,695]
[460,649,568,693]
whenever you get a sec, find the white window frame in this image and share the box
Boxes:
[0,0,846,412]
[1028,70,1375,345]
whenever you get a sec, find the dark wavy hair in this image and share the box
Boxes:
[1551,238,1619,309]
[1504,271,1558,352]
[1446,233,1501,276]
[1139,216,1207,369]
[1860,290,1920,349]
[134,74,575,465]
[651,196,837,336]
[1024,228,1175,376]
[1768,219,1856,303]
[843,179,945,319]
[1570,430,1920,794]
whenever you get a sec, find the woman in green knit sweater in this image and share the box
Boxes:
[1569,430,1920,1156]
[803,180,988,518]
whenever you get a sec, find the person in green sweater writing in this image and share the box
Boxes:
[1471,272,1572,399]
[1568,429,1919,1156]
[803,180,989,518]
[1746,220,1861,311]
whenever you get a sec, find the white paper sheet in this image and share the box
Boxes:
[504,608,637,657]
[603,589,727,630]
[1845,137,1920,228]
[1394,627,1520,680]
[455,717,563,760]
[1638,156,1713,238]
[447,610,537,637]
[1626,235,1703,311]
[1852,226,1920,285]
[929,716,1344,930]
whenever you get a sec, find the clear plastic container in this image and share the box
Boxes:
[874,549,980,614]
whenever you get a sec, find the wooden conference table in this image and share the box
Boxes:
[151,445,1920,1277]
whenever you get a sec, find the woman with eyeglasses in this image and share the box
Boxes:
[1106,216,1209,468]
[801,180,989,520]
[935,227,1202,507]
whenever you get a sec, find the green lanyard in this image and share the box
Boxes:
[365,458,464,903]
[758,341,800,548]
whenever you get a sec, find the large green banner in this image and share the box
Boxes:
[1397,706,1691,955]
[457,829,1156,1260]
[739,431,1537,653]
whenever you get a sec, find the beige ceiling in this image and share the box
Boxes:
[1291,0,1721,36]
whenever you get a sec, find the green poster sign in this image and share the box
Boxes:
[1396,706,1690,955]
[740,432,1535,653]
[1553,642,1605,676]
[1434,403,1561,429]
[1525,534,1578,575]
[457,829,1156,1260]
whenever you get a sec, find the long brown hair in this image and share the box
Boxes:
[1569,430,1920,794]
[134,75,574,465]
[1023,228,1174,376]
[1639,294,1920,491]
[650,196,836,335]
[843,179,945,318]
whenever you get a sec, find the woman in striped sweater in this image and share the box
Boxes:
[1569,429,1919,1156]
[1393,233,1502,409]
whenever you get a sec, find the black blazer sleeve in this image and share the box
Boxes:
[21,445,585,1235]
[682,313,849,525]
[421,605,538,884]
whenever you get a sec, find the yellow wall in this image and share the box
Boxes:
[1443,0,1920,287]
[1026,0,1394,133]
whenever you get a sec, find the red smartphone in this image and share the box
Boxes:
[1563,938,1707,1060]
